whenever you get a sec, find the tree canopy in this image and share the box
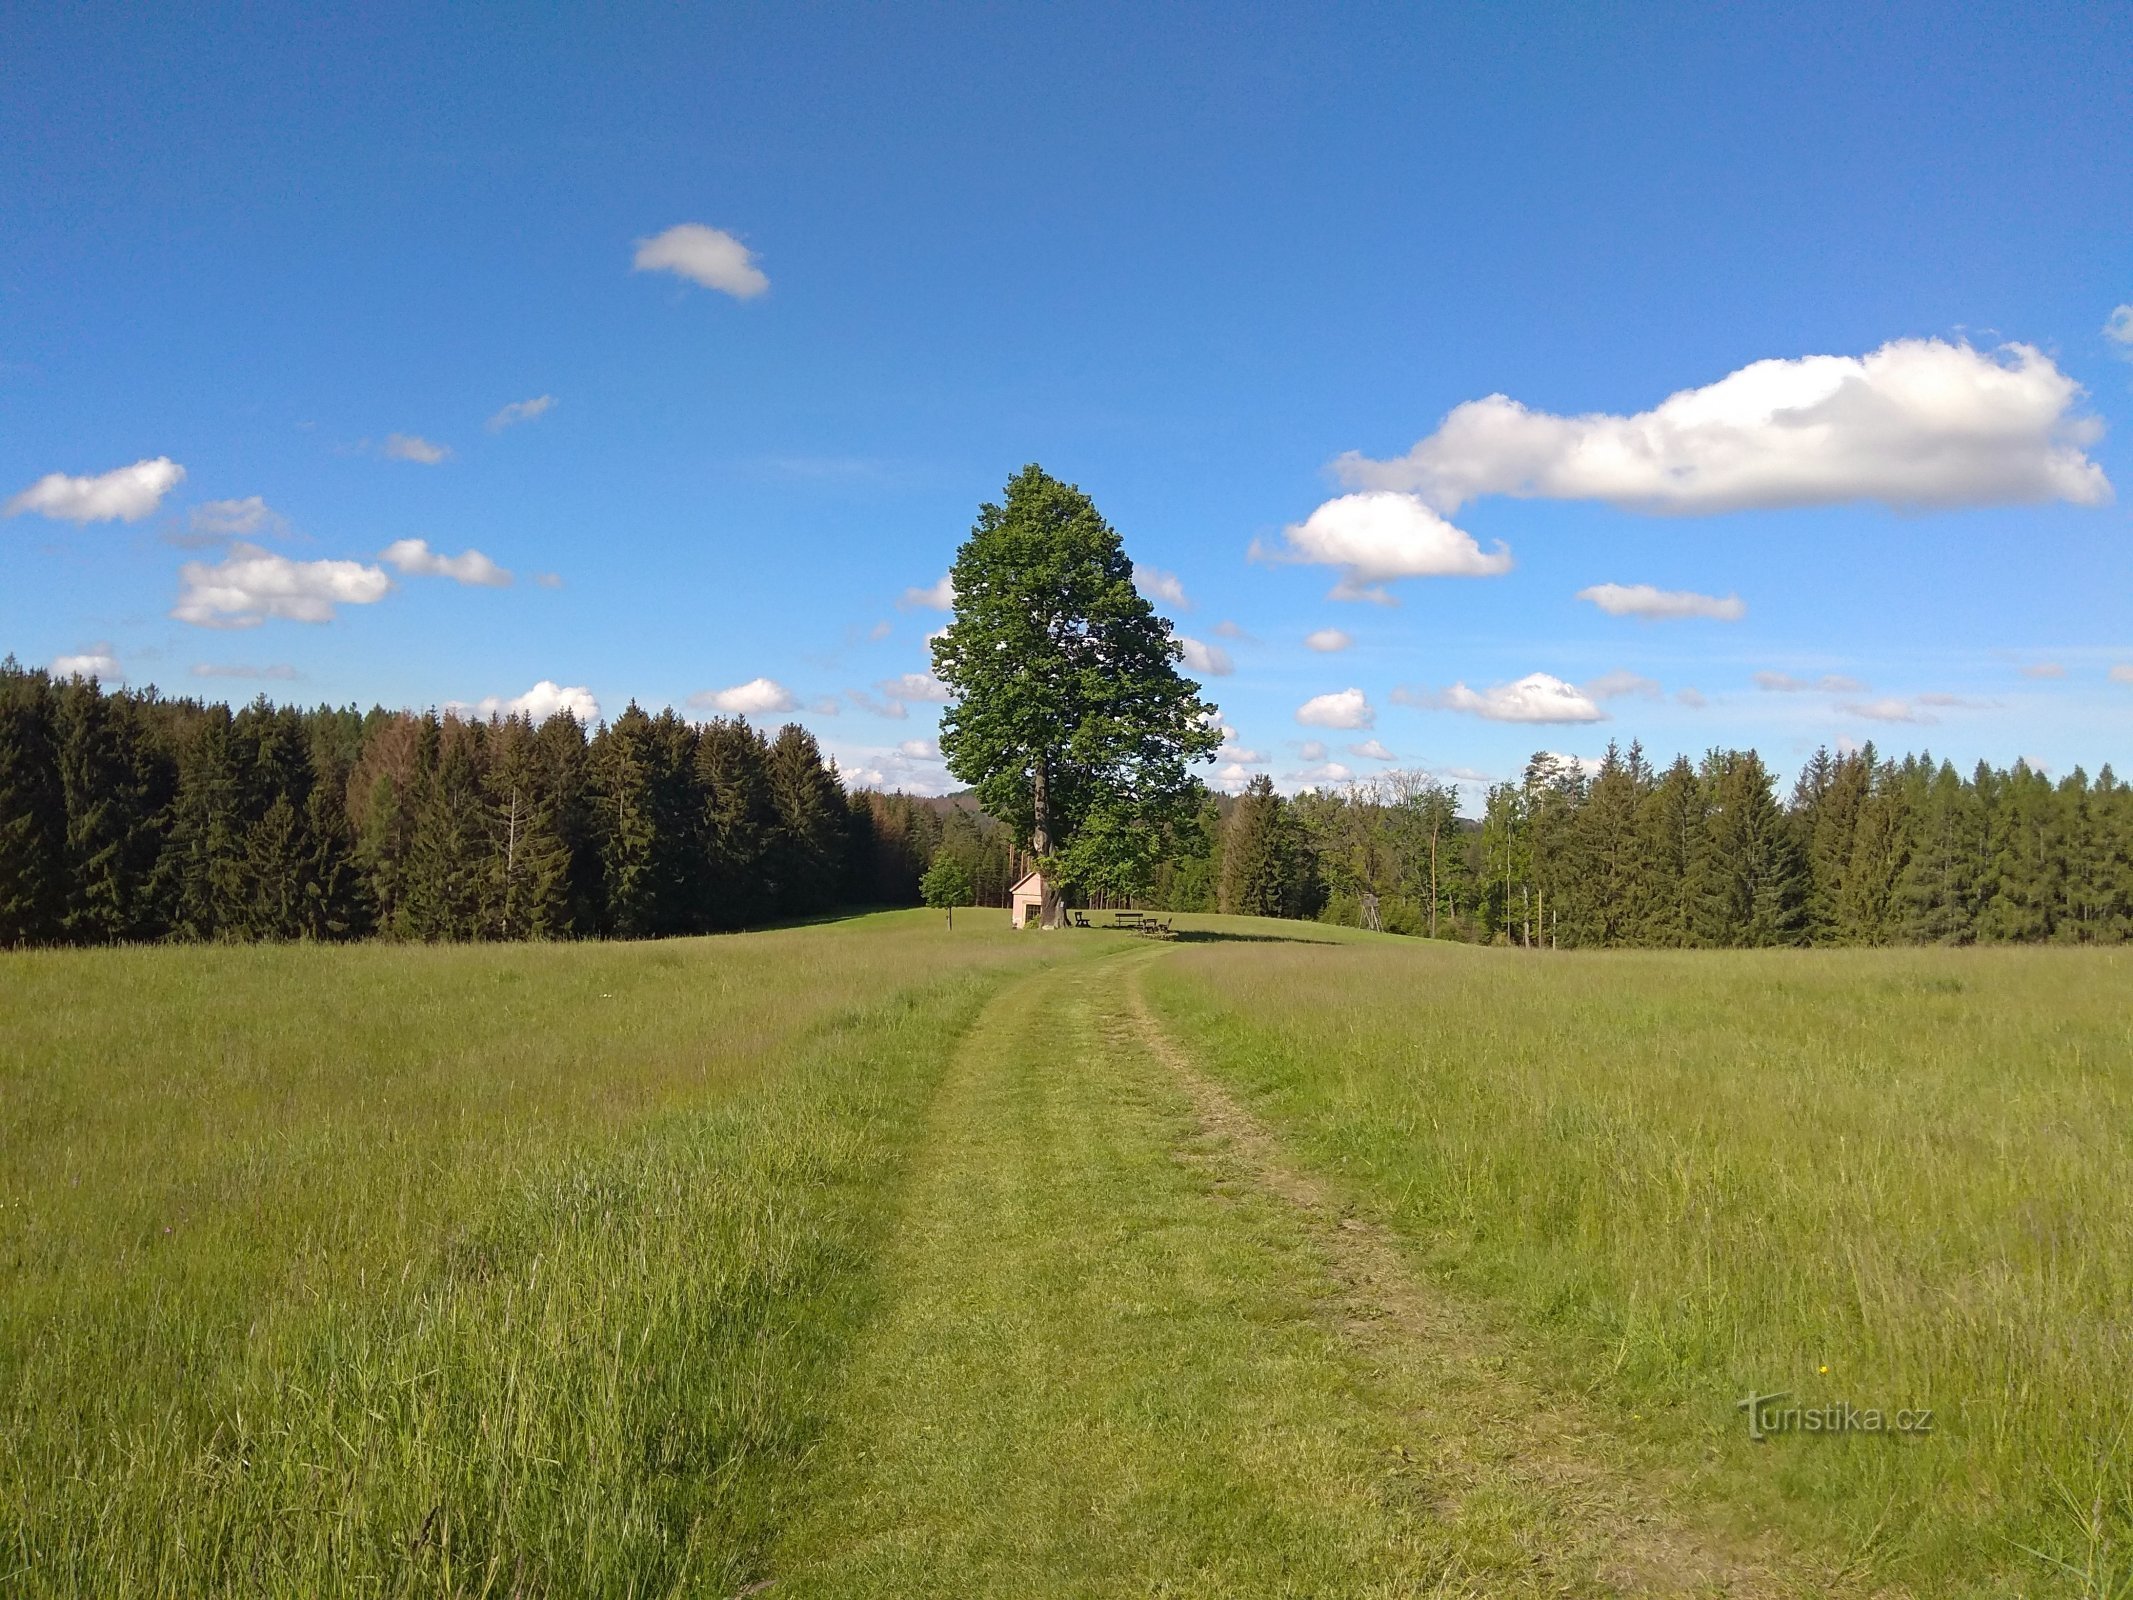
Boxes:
[931,466,1220,924]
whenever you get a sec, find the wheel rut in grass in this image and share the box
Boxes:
[1121,954,1899,1600]
[770,948,1887,1597]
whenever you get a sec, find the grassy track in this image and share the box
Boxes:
[0,913,1094,1595]
[1144,935,2133,1597]
[773,943,1807,1597]
[6,914,2128,1595]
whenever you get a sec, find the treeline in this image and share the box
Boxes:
[1143,744,2132,947]
[0,661,967,947]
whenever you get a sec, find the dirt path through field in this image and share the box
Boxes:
[769,946,1870,1597]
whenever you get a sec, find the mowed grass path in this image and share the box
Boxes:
[8,915,2128,1595]
[772,944,1807,1597]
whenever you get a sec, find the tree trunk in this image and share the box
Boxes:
[1031,753,1063,929]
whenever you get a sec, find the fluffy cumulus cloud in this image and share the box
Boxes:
[487,395,556,432]
[633,223,770,299]
[1583,669,1662,701]
[900,574,955,610]
[1349,739,1395,761]
[880,671,952,704]
[1841,696,1934,724]
[1295,688,1374,729]
[1304,627,1353,652]
[382,433,450,465]
[1577,582,1745,621]
[1336,339,2111,514]
[1215,724,1264,764]
[190,495,288,538]
[1298,741,1327,761]
[173,543,392,627]
[381,538,512,586]
[1293,761,1355,786]
[52,643,122,680]
[1255,491,1512,602]
[1213,619,1253,640]
[691,677,797,716]
[6,457,184,524]
[1395,673,1607,724]
[1133,564,1191,608]
[466,680,601,724]
[1756,670,1865,693]
[1178,636,1233,676]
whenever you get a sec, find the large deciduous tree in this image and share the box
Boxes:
[932,465,1220,927]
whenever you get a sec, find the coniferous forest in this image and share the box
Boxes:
[1152,745,2133,948]
[0,660,996,947]
[3,661,2126,949]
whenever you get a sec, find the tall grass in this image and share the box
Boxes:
[0,913,1070,1595]
[1146,941,2133,1596]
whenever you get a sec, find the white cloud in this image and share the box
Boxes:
[2019,662,2065,680]
[900,574,955,610]
[1134,563,1191,608]
[1179,636,1234,676]
[533,571,564,589]
[467,680,601,724]
[866,619,893,641]
[1396,673,1607,724]
[1298,740,1327,760]
[1583,669,1662,701]
[380,537,513,587]
[52,643,122,681]
[190,495,288,538]
[6,457,184,524]
[487,395,556,432]
[1296,688,1374,730]
[2107,306,2133,358]
[897,738,940,759]
[880,671,952,703]
[1337,339,2111,514]
[192,662,299,681]
[173,543,392,627]
[1214,762,1259,793]
[2112,664,2133,685]
[1304,627,1353,652]
[1756,670,1866,693]
[1841,697,1933,724]
[1293,761,1355,786]
[1676,686,1708,708]
[691,677,797,716]
[382,433,450,465]
[1576,582,1745,621]
[1256,490,1512,602]
[1213,618,1253,640]
[809,696,842,716]
[633,223,769,299]
[1349,739,1395,761]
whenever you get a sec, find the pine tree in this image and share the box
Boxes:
[1978,761,2060,941]
[1698,751,1804,946]
[1635,756,1706,947]
[697,716,775,929]
[1566,741,1648,945]
[1218,775,1296,917]
[765,723,847,917]
[1897,760,1981,943]
[168,707,250,940]
[0,661,66,946]
[591,705,662,937]
[403,718,492,940]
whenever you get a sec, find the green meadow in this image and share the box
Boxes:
[4,913,2129,1596]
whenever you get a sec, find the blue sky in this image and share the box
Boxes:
[4,2,2129,799]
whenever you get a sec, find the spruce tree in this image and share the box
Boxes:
[697,716,775,929]
[765,722,847,916]
[0,661,66,946]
